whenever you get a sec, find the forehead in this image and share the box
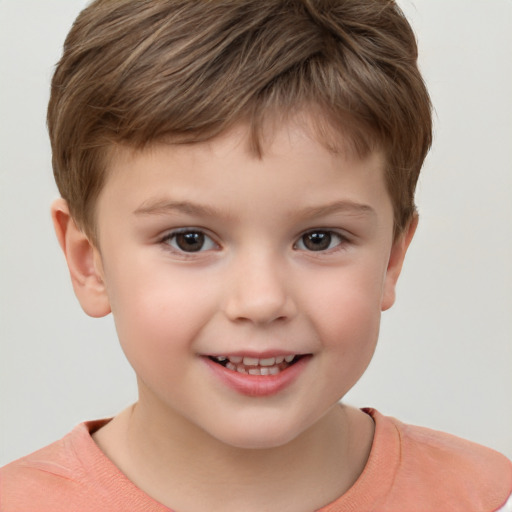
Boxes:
[106,118,383,184]
[98,118,391,226]
[106,105,380,167]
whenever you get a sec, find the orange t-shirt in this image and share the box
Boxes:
[1,409,511,512]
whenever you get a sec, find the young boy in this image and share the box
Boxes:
[1,0,511,510]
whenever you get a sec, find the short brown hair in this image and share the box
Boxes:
[48,0,432,240]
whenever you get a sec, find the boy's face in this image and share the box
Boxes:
[86,118,410,449]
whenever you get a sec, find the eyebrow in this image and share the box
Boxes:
[134,198,376,220]
[134,199,223,218]
[299,200,376,218]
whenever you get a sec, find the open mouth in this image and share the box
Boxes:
[208,354,304,376]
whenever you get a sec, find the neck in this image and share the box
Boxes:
[93,400,374,512]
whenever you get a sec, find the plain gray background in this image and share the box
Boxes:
[1,0,511,465]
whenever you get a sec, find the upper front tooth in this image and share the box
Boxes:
[225,355,296,366]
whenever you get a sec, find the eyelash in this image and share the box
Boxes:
[159,228,349,255]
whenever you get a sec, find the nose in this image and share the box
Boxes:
[223,251,297,325]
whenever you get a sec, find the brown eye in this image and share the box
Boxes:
[175,232,205,252]
[296,231,343,252]
[165,230,216,253]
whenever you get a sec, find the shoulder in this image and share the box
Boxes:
[0,420,114,512]
[0,419,169,512]
[372,409,512,511]
[389,412,512,478]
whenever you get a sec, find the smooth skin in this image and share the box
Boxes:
[52,115,416,512]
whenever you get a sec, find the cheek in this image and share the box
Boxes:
[319,296,381,357]
[105,263,215,370]
[303,263,384,357]
[314,291,381,398]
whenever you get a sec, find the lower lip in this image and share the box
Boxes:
[204,356,310,397]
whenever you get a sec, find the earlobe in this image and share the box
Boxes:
[381,215,418,311]
[51,198,111,318]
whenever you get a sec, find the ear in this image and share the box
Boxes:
[381,215,418,311]
[51,198,111,318]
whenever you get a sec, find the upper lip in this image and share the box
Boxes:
[205,351,307,359]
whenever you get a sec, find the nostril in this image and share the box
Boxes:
[224,296,296,325]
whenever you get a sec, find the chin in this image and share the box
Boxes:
[219,432,298,450]
[209,416,309,451]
